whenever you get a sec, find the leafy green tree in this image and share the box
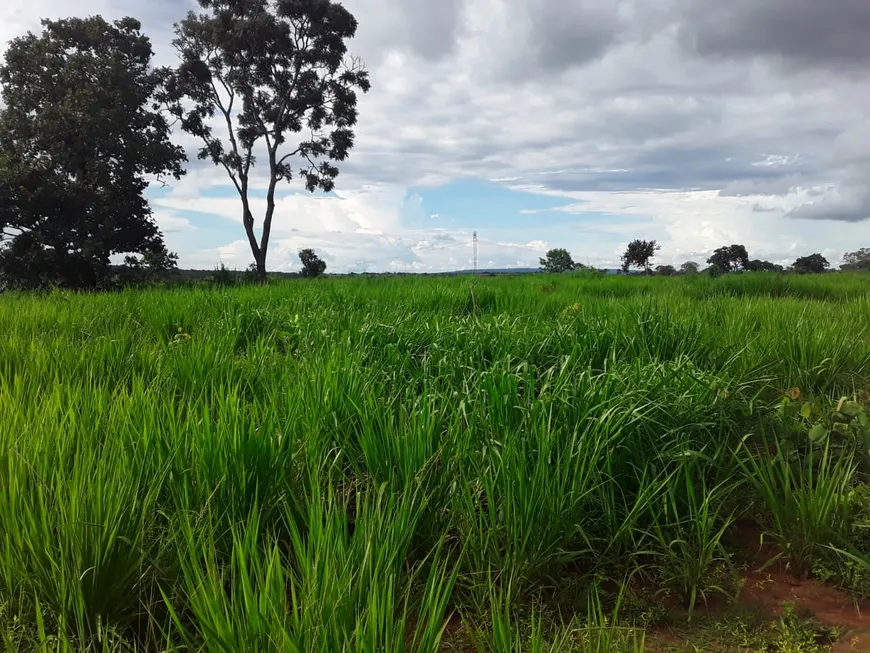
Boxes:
[746,259,783,272]
[0,17,185,289]
[299,248,327,278]
[841,248,870,271]
[621,239,661,274]
[679,261,700,275]
[707,244,749,272]
[539,248,578,273]
[655,264,676,276]
[792,253,829,274]
[165,0,370,283]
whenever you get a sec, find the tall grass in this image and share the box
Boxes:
[1,272,869,650]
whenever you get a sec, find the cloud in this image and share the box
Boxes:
[510,185,868,266]
[153,182,428,236]
[153,212,195,234]
[676,0,870,70]
[186,229,550,274]
[719,177,810,198]
[339,0,463,63]
[751,203,778,213]
[787,187,870,223]
[519,0,623,77]
[783,119,870,222]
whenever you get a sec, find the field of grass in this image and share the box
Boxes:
[2,272,870,651]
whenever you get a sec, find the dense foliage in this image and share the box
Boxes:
[2,273,870,650]
[793,253,830,274]
[0,17,186,289]
[539,247,579,272]
[746,259,782,272]
[708,244,749,272]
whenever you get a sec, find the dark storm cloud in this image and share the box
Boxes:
[677,0,870,69]
[787,189,870,222]
[527,0,622,73]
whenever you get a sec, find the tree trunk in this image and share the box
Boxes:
[254,250,267,284]
[240,198,267,284]
[259,159,278,280]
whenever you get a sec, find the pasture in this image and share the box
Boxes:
[2,272,870,651]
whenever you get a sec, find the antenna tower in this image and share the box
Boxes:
[472,231,478,272]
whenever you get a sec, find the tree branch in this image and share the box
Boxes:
[276,146,302,167]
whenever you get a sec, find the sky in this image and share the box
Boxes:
[3,0,870,273]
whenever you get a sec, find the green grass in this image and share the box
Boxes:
[1,272,870,651]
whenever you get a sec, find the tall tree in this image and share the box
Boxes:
[620,239,661,274]
[539,248,578,273]
[841,247,870,271]
[166,0,370,282]
[792,253,829,274]
[0,17,185,289]
[707,244,749,272]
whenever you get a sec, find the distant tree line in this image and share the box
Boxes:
[539,241,870,276]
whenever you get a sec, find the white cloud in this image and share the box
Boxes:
[186,230,549,273]
[153,181,426,236]
[511,186,869,266]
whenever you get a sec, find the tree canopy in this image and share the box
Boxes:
[0,16,185,289]
[539,248,580,273]
[679,261,700,274]
[707,244,749,272]
[621,239,660,274]
[841,248,870,271]
[746,259,782,273]
[165,0,370,282]
[792,253,829,274]
[299,248,327,277]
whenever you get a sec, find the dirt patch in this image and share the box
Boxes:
[729,521,870,631]
[643,525,870,651]
[740,569,870,631]
[831,630,870,653]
